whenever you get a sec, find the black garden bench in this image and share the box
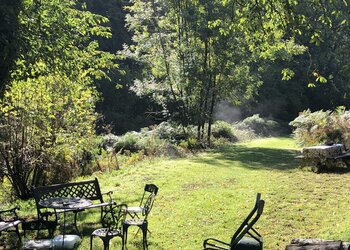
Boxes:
[32,178,114,231]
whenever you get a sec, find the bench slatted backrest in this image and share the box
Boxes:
[33,178,104,209]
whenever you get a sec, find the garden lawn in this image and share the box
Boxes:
[5,137,350,249]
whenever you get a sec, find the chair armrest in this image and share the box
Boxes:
[102,191,113,195]
[203,237,231,250]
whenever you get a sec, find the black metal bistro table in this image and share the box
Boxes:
[39,197,92,248]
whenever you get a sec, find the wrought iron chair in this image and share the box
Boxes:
[22,220,57,249]
[0,206,23,243]
[90,203,127,250]
[126,184,159,219]
[123,184,158,250]
[203,193,264,250]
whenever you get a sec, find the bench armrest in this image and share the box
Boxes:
[101,190,114,202]
[0,206,21,221]
[0,206,19,214]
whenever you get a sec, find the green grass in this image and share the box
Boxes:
[3,137,350,249]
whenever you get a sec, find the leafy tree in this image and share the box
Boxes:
[0,0,116,199]
[122,0,305,145]
[0,75,97,198]
[244,0,350,121]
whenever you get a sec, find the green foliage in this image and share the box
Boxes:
[0,0,117,199]
[231,127,258,142]
[122,0,305,145]
[178,137,199,150]
[211,121,237,142]
[153,122,190,143]
[229,0,350,123]
[289,108,350,148]
[13,0,116,81]
[234,114,281,137]
[136,131,168,156]
[101,133,119,151]
[114,131,141,153]
[111,124,192,157]
[0,75,98,198]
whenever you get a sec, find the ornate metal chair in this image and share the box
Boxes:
[126,184,159,219]
[90,203,127,250]
[203,193,264,250]
[0,206,23,243]
[123,184,159,250]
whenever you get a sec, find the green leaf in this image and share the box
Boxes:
[281,68,295,81]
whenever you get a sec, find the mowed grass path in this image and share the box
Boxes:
[80,137,350,249]
[11,137,350,249]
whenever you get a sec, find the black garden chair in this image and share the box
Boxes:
[203,193,264,250]
[126,184,159,219]
[123,184,159,250]
[90,203,127,250]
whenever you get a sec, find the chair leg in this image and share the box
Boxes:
[123,224,129,247]
[122,236,125,250]
[73,211,80,234]
[141,221,148,250]
[15,225,21,242]
[102,238,110,250]
[90,235,94,250]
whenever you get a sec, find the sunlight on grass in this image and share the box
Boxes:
[241,137,300,150]
[3,137,350,250]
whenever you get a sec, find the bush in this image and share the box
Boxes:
[101,134,119,151]
[136,132,169,156]
[234,114,281,136]
[108,127,175,158]
[231,127,257,142]
[289,108,350,148]
[211,121,237,142]
[114,131,141,153]
[178,137,200,150]
[153,122,192,143]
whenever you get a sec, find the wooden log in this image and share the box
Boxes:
[285,238,345,250]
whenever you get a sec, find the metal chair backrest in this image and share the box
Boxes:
[140,184,158,217]
[230,193,264,247]
[103,203,127,233]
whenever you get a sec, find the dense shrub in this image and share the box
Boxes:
[101,134,119,151]
[211,121,237,142]
[153,122,194,143]
[234,114,281,136]
[106,128,172,157]
[289,108,350,148]
[231,127,257,142]
[0,75,98,199]
[136,131,169,155]
[114,131,141,153]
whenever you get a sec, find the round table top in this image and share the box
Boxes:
[39,197,92,209]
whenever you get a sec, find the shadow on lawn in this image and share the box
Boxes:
[194,144,299,171]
